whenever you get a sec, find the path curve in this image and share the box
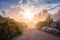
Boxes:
[12,28,60,40]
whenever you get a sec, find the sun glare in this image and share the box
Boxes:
[23,9,35,20]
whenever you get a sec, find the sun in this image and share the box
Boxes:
[23,9,35,20]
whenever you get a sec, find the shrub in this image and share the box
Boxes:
[0,15,24,40]
[36,22,46,30]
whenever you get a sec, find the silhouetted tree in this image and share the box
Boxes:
[45,14,52,26]
[1,10,7,17]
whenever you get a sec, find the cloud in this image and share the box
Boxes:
[1,0,60,12]
[0,0,60,10]
[44,4,60,14]
[3,0,59,17]
[0,0,60,22]
[44,0,60,4]
[7,6,20,17]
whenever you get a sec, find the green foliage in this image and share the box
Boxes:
[45,14,50,26]
[0,15,24,40]
[45,14,53,26]
[36,14,54,30]
[36,22,46,30]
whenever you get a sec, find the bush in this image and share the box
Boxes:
[36,22,46,30]
[0,15,24,40]
[36,14,54,30]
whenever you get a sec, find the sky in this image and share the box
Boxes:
[0,0,60,14]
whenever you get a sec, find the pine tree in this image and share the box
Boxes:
[45,14,51,26]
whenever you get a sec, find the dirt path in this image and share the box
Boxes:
[12,28,60,40]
